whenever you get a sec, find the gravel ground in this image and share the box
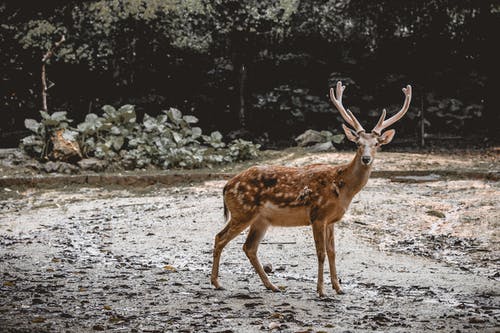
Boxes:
[0,177,499,332]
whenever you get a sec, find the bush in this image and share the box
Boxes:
[21,105,260,170]
[424,94,483,135]
[251,85,336,140]
[20,111,77,159]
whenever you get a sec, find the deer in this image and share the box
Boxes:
[211,81,412,297]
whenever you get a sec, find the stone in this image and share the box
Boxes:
[77,158,107,172]
[51,129,82,163]
[308,141,334,152]
[295,129,325,147]
[43,161,79,174]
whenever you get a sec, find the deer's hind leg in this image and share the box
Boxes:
[243,219,279,292]
[211,217,252,289]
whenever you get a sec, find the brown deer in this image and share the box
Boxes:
[211,81,412,296]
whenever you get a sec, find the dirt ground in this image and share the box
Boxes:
[1,162,499,332]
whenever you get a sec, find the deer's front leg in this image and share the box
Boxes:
[326,224,344,294]
[312,221,327,297]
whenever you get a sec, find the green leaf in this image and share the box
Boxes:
[77,113,103,133]
[118,104,136,123]
[166,108,183,123]
[102,105,116,116]
[51,111,69,122]
[211,131,223,141]
[191,127,202,138]
[183,115,198,124]
[39,111,51,120]
[21,135,42,146]
[24,119,40,133]
[108,136,124,151]
[172,131,183,144]
[110,126,121,135]
[62,129,79,142]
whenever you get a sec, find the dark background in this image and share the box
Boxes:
[1,0,498,148]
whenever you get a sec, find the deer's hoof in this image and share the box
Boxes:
[336,288,345,295]
[267,284,280,292]
[211,279,224,290]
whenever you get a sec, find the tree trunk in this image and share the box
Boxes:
[238,63,247,128]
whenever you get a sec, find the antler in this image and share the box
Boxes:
[329,81,365,134]
[372,85,412,135]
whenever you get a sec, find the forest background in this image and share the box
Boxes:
[1,0,498,149]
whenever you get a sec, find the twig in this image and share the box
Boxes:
[420,91,425,147]
[41,35,65,112]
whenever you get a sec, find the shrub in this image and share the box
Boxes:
[21,105,260,170]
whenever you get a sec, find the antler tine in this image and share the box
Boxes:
[372,85,412,134]
[329,81,365,133]
[372,108,387,135]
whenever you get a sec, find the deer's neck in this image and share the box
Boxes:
[342,150,372,195]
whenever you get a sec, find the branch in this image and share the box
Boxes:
[41,35,65,112]
[42,35,66,64]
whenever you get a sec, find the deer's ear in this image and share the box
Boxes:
[378,129,395,145]
[342,124,359,142]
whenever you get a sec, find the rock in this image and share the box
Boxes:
[51,129,82,163]
[295,129,325,147]
[78,158,107,172]
[43,161,79,174]
[0,148,33,167]
[24,160,43,171]
[59,162,80,174]
[43,161,60,173]
[268,322,281,330]
[308,141,334,152]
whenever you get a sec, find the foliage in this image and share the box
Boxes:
[424,94,484,134]
[21,104,260,170]
[20,111,75,158]
[2,1,498,148]
[252,85,338,139]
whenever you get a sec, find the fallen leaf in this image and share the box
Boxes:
[32,316,46,323]
[426,210,445,218]
[3,281,15,287]
[163,265,177,272]
[103,305,112,310]
[270,313,283,319]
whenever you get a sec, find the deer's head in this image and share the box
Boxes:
[330,81,412,166]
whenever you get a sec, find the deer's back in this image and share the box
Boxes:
[223,164,350,224]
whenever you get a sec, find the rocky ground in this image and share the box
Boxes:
[0,171,499,332]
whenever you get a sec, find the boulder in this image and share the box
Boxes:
[77,158,108,172]
[308,141,335,152]
[51,129,82,163]
[295,129,325,147]
[43,161,79,174]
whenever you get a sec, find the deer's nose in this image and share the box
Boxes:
[361,156,372,165]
